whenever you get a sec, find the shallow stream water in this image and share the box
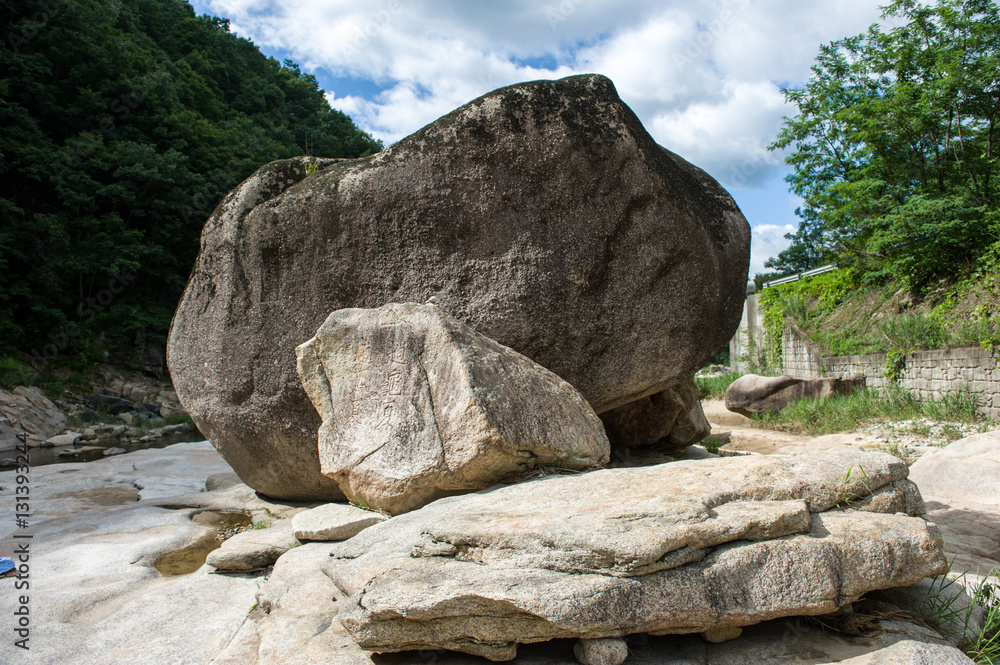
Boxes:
[20,430,208,467]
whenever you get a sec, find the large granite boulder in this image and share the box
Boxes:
[166,74,751,500]
[599,380,710,453]
[296,303,609,514]
[725,373,866,417]
[324,448,947,661]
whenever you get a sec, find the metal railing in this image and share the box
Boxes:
[762,263,837,290]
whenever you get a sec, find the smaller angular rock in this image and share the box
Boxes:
[92,394,135,415]
[600,380,701,449]
[665,400,712,449]
[292,503,387,542]
[206,519,298,572]
[725,373,865,417]
[296,303,610,515]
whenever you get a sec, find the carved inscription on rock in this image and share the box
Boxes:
[319,320,444,483]
[296,303,611,515]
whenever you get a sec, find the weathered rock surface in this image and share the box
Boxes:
[206,519,299,572]
[834,640,975,664]
[291,503,387,542]
[0,385,67,449]
[600,380,709,452]
[324,449,946,660]
[725,374,866,417]
[666,400,712,449]
[909,430,1000,508]
[574,637,628,665]
[908,431,1000,586]
[296,303,610,514]
[0,443,267,665]
[167,73,752,500]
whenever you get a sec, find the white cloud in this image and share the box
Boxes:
[193,0,886,269]
[196,0,886,155]
[750,223,797,278]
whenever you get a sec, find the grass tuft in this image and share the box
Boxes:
[910,571,1000,662]
[750,386,985,436]
[694,372,741,400]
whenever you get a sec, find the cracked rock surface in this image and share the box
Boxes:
[324,448,947,661]
[296,303,610,515]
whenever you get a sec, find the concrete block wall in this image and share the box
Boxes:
[781,325,825,380]
[810,345,1000,421]
[729,296,1000,419]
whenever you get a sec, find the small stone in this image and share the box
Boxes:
[118,413,133,425]
[701,626,742,643]
[573,637,628,665]
[81,428,97,441]
[205,472,241,491]
[292,503,387,542]
[46,432,82,446]
[207,519,298,571]
[103,447,126,456]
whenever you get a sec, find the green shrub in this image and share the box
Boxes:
[879,312,951,351]
[0,357,36,390]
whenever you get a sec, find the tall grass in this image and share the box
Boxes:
[752,386,984,435]
[694,372,741,400]
[879,311,951,350]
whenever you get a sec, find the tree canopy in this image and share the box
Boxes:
[0,0,381,368]
[767,0,1000,289]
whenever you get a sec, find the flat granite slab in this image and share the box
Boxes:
[325,449,946,661]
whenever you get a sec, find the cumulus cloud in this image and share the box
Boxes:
[191,0,884,269]
[750,223,797,278]
[194,1,885,150]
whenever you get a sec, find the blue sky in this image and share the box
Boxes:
[189,0,889,277]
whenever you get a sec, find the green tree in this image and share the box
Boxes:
[769,0,1000,290]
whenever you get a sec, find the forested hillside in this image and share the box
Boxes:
[0,0,380,374]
